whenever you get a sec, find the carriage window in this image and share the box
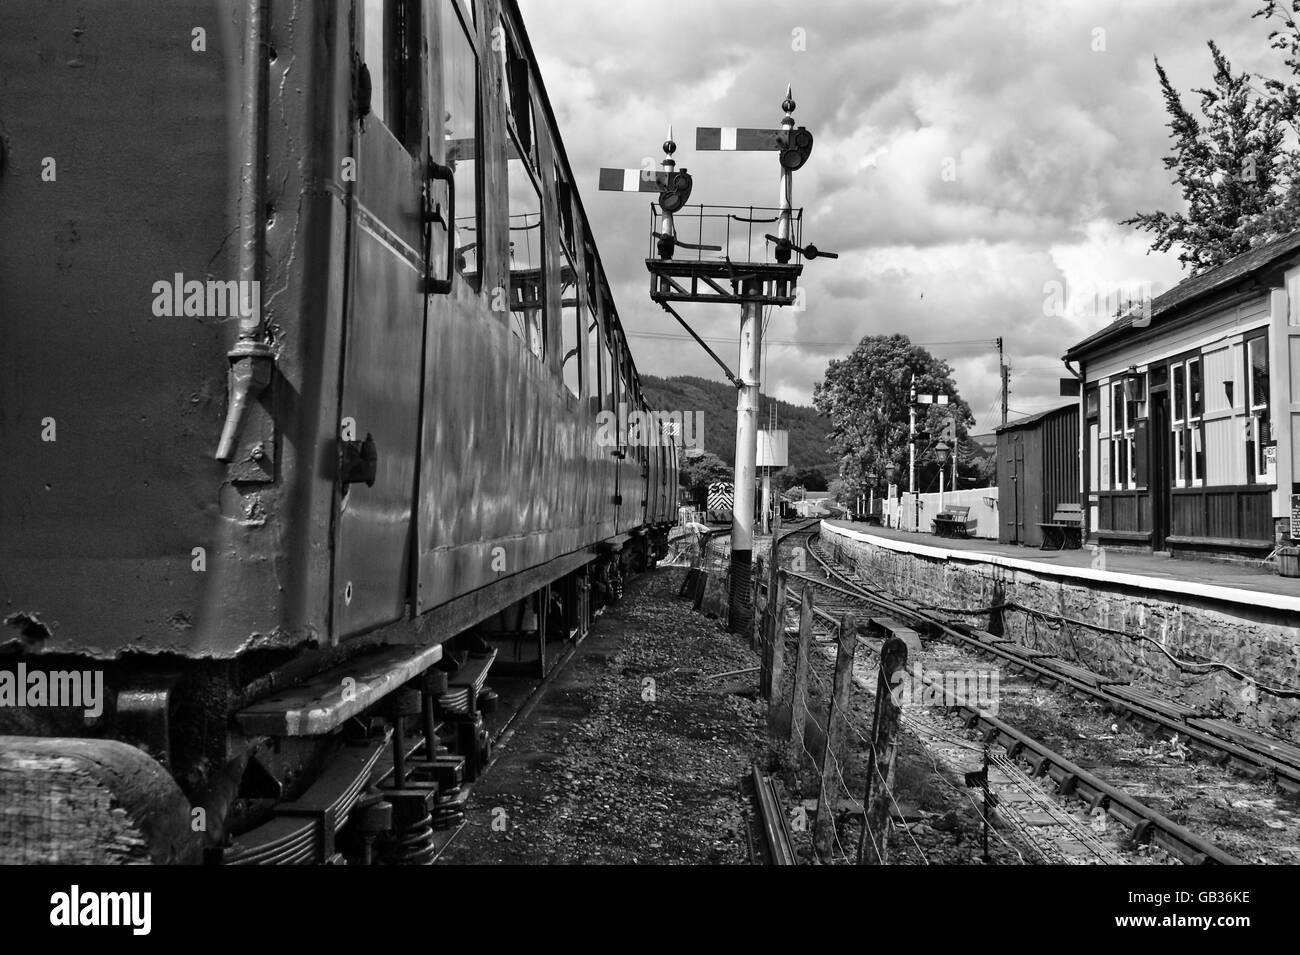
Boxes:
[587,309,600,413]
[555,165,576,258]
[441,0,480,289]
[362,0,420,153]
[600,333,614,415]
[617,369,629,445]
[560,251,581,399]
[507,136,545,359]
[496,18,536,170]
[584,243,597,305]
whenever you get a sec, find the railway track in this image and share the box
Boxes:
[743,763,798,865]
[765,525,1300,865]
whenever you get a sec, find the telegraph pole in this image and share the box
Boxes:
[998,336,1008,427]
[732,276,762,599]
[638,89,833,633]
[909,375,918,532]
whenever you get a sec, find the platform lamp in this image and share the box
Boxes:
[884,463,898,528]
[935,441,952,514]
[1121,366,1146,403]
[865,471,877,523]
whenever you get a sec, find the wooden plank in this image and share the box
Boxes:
[860,634,908,865]
[815,614,858,860]
[789,586,815,766]
[1187,718,1300,768]
[766,572,789,738]
[237,644,443,737]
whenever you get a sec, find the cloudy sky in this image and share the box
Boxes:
[525,0,1285,433]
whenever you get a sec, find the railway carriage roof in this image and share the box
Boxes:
[504,0,650,411]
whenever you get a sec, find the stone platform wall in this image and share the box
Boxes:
[820,523,1300,741]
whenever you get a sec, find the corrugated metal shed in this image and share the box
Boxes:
[996,403,1080,547]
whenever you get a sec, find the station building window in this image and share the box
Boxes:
[1171,358,1204,487]
[1247,335,1273,483]
[1188,357,1204,485]
[1108,373,1146,490]
[1086,385,1099,492]
[440,0,481,289]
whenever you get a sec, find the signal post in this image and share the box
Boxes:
[606,90,832,633]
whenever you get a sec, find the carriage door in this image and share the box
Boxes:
[333,0,430,637]
[1004,434,1026,544]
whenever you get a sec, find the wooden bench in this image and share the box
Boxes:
[931,505,974,539]
[1038,503,1083,550]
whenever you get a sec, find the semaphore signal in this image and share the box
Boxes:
[599,127,708,259]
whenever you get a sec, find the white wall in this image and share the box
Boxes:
[881,486,999,539]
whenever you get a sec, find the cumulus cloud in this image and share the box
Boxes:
[526,0,1286,431]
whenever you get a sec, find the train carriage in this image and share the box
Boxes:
[0,0,678,863]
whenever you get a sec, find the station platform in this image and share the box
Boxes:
[817,520,1300,742]
[821,520,1300,613]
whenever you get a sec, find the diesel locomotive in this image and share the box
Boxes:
[0,0,680,863]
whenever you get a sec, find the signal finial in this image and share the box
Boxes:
[663,124,677,172]
[782,85,796,117]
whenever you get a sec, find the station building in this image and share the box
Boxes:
[1064,231,1300,557]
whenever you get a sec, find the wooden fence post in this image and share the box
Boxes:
[765,571,788,739]
[752,556,765,653]
[858,634,908,865]
[814,613,857,861]
[788,586,814,767]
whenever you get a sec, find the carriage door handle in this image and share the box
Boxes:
[340,433,378,489]
[424,160,456,294]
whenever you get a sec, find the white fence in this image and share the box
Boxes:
[880,487,999,539]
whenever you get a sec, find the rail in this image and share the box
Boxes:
[758,526,1253,865]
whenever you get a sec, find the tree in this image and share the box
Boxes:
[1122,41,1287,272]
[964,436,998,488]
[679,449,731,488]
[812,335,974,496]
[779,466,829,492]
[1245,2,1300,244]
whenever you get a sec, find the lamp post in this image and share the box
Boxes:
[936,441,951,515]
[865,471,878,524]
